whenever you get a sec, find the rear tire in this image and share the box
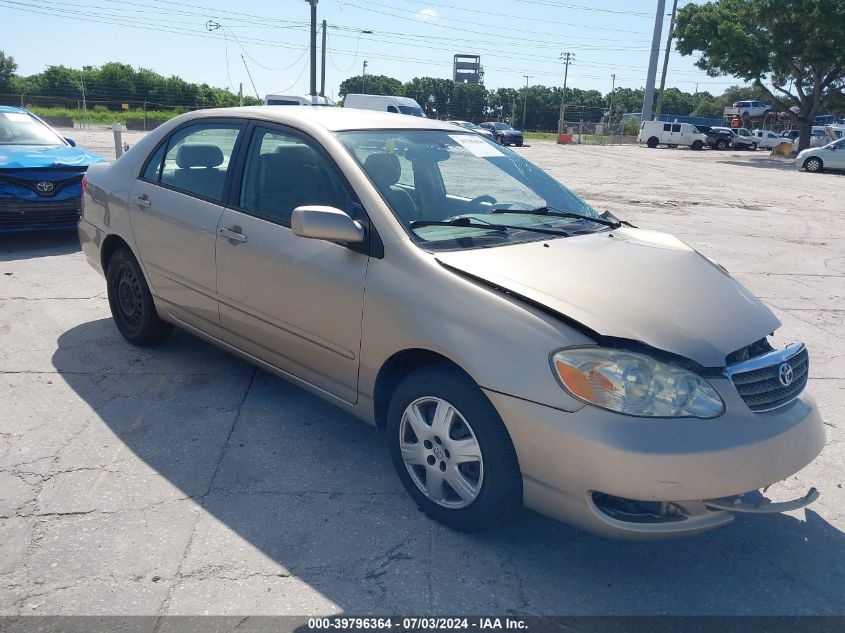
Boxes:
[387,364,522,532]
[804,157,823,173]
[646,136,658,148]
[106,248,173,346]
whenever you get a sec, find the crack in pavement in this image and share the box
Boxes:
[152,367,258,626]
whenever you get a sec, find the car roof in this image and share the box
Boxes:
[0,105,27,114]
[179,106,453,132]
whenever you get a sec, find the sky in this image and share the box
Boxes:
[0,0,748,100]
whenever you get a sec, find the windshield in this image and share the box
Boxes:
[337,130,601,251]
[398,105,426,117]
[0,111,65,146]
[492,123,511,130]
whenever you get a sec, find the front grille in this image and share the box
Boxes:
[728,345,809,412]
[0,198,81,228]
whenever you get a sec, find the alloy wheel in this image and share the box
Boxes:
[399,396,484,509]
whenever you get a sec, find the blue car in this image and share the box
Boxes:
[0,106,105,232]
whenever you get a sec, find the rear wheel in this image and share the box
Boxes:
[804,157,824,173]
[106,248,173,346]
[646,136,658,148]
[387,364,522,532]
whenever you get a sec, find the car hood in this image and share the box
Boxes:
[435,227,780,367]
[0,144,105,169]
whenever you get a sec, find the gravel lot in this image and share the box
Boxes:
[1,130,843,618]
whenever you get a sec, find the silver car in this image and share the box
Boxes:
[79,107,825,538]
[796,137,845,173]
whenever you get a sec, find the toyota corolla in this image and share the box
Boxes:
[0,106,104,232]
[78,107,825,538]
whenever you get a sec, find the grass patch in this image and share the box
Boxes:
[26,105,182,125]
[524,132,558,141]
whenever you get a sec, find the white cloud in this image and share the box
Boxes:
[414,8,439,22]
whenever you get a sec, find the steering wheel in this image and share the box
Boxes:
[466,194,497,211]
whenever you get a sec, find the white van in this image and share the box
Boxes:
[638,120,707,150]
[343,94,427,117]
[264,94,334,106]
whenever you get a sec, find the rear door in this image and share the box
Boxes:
[129,119,245,338]
[214,122,371,403]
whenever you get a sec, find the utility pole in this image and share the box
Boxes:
[361,60,368,93]
[305,0,318,96]
[522,75,530,131]
[558,52,572,135]
[320,20,327,97]
[240,54,260,101]
[238,83,243,107]
[654,0,679,119]
[608,73,616,125]
[641,0,667,123]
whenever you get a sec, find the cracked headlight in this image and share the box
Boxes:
[552,347,724,418]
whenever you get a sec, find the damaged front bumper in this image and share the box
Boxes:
[485,385,826,539]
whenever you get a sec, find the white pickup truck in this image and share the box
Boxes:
[723,100,772,118]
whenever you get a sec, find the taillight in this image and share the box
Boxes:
[81,175,88,196]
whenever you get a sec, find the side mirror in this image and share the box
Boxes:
[291,206,365,243]
[64,137,76,147]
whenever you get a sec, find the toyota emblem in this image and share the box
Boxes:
[778,362,794,387]
[36,181,55,194]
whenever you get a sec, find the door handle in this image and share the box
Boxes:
[135,194,151,209]
[219,226,247,243]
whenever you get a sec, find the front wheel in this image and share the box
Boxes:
[387,364,522,532]
[691,140,704,151]
[496,135,507,146]
[804,157,823,173]
[715,139,729,150]
[749,143,757,151]
[106,248,173,346]
[515,140,523,147]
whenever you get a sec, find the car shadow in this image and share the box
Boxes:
[51,318,845,615]
[0,229,80,262]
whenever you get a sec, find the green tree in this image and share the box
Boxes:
[339,74,402,99]
[0,50,17,95]
[675,0,845,149]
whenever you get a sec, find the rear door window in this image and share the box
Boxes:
[154,123,243,202]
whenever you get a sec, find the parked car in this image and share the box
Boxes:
[265,94,334,106]
[694,124,734,150]
[812,114,844,126]
[750,129,781,149]
[638,120,706,150]
[80,107,825,539]
[448,120,495,140]
[723,100,771,118]
[796,137,845,173]
[779,129,801,142]
[792,126,834,151]
[478,122,524,146]
[0,106,105,232]
[343,94,426,117]
[712,126,756,150]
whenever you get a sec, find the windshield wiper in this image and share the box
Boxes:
[409,216,570,237]
[492,206,622,229]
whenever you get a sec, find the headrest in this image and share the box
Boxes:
[363,152,401,188]
[175,143,224,169]
[275,144,317,165]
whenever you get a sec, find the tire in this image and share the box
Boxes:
[387,364,522,532]
[667,144,678,149]
[497,135,507,146]
[715,139,729,151]
[691,140,704,151]
[804,157,823,173]
[106,248,173,346]
[646,136,658,148]
[515,140,523,147]
[750,143,757,151]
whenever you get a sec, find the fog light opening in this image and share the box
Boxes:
[592,492,689,524]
